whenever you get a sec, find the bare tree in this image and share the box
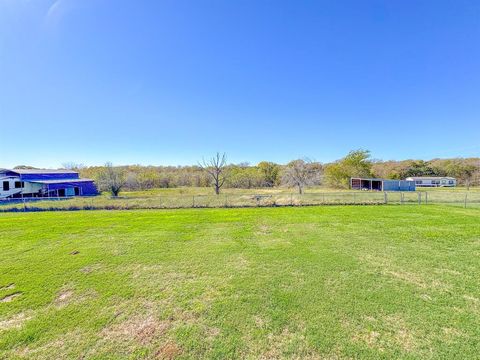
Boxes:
[62,162,86,170]
[200,152,228,195]
[282,159,322,194]
[97,162,126,197]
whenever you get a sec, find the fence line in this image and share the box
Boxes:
[1,190,480,212]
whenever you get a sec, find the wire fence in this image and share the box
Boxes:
[1,190,480,212]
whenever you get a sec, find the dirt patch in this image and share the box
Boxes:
[0,283,15,291]
[1,292,22,303]
[155,341,182,359]
[0,312,32,331]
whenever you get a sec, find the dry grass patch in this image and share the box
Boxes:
[155,341,182,359]
[54,289,74,308]
[349,314,417,353]
[101,312,170,346]
[361,254,448,291]
[256,224,272,235]
[0,312,32,332]
[463,294,479,313]
[258,326,316,359]
[53,287,97,309]
[79,263,102,274]
[15,331,83,359]
[0,283,15,291]
[1,292,22,303]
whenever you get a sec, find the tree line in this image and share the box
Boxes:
[54,151,480,196]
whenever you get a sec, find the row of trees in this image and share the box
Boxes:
[58,151,480,196]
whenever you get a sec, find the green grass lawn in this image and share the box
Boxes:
[1,206,479,359]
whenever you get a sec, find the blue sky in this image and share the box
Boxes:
[0,0,479,168]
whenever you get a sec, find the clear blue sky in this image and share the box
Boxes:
[1,0,479,168]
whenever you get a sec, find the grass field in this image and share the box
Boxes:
[1,206,480,359]
[1,186,480,212]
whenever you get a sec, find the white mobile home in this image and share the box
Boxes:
[405,176,456,187]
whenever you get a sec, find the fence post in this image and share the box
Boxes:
[384,192,388,204]
[400,192,404,205]
[425,191,428,205]
[192,196,195,208]
[23,198,26,212]
[225,195,228,207]
[290,193,293,206]
[418,192,421,205]
[464,193,468,208]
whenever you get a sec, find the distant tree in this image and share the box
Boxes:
[258,161,280,187]
[200,152,228,195]
[446,161,477,190]
[325,150,373,188]
[282,159,321,194]
[226,165,264,188]
[62,162,86,170]
[97,162,126,197]
[125,172,139,190]
[401,160,438,178]
[13,165,38,169]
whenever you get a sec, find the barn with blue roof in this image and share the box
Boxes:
[0,168,98,199]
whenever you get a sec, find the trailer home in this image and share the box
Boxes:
[405,176,456,187]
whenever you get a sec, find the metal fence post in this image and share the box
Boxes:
[418,192,421,205]
[192,195,195,208]
[464,193,468,208]
[384,192,388,204]
[425,191,428,205]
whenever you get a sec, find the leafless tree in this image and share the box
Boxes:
[200,152,228,195]
[282,158,322,194]
[62,162,86,170]
[97,162,126,197]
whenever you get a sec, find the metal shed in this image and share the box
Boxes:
[0,168,98,198]
[351,178,416,191]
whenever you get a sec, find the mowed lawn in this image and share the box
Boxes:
[0,206,479,359]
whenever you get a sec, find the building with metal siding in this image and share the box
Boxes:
[351,178,416,191]
[405,176,456,187]
[0,169,98,199]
